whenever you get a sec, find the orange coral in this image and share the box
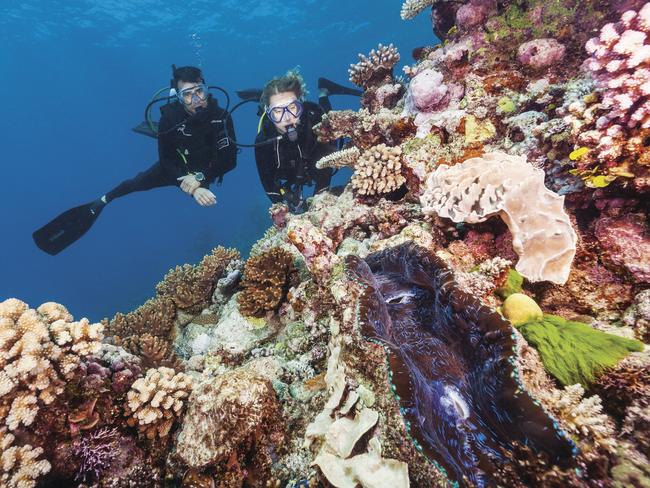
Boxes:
[237,247,298,318]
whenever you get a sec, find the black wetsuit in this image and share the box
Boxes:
[254,101,336,205]
[105,97,236,201]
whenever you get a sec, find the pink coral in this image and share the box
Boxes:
[407,69,449,111]
[585,3,650,130]
[517,38,566,69]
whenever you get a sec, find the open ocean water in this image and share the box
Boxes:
[0,1,433,321]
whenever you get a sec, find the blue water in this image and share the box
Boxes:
[0,1,433,321]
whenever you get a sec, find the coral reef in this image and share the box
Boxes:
[7,1,650,486]
[124,367,194,439]
[350,144,406,196]
[347,243,575,487]
[0,427,50,488]
[174,369,284,483]
[237,247,298,318]
[0,299,103,430]
[421,152,577,284]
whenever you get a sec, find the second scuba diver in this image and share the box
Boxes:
[34,66,237,255]
[248,70,361,213]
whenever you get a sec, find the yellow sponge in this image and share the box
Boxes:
[502,293,543,326]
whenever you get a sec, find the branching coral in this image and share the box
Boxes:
[538,384,616,453]
[349,43,400,90]
[237,247,298,318]
[400,0,434,20]
[0,427,51,488]
[156,246,240,312]
[316,147,360,170]
[104,296,176,341]
[118,333,184,371]
[350,144,406,196]
[593,354,650,418]
[174,369,284,480]
[71,427,120,483]
[124,367,194,439]
[420,152,577,284]
[569,3,650,189]
[0,299,103,430]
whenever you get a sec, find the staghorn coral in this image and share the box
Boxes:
[174,369,284,483]
[349,43,400,90]
[538,384,617,453]
[421,152,577,284]
[0,299,103,430]
[316,146,360,170]
[104,296,176,341]
[237,247,298,318]
[156,246,240,312]
[0,427,51,488]
[350,144,406,196]
[124,367,194,439]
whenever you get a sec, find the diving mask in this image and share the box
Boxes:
[177,84,209,106]
[266,99,303,123]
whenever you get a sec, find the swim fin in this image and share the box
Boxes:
[132,120,159,139]
[33,201,105,255]
[236,88,263,101]
[318,78,362,97]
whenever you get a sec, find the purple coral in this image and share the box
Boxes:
[517,38,566,69]
[72,427,120,482]
[584,3,650,130]
[456,0,495,30]
[408,69,449,111]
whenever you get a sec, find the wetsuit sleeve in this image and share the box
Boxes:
[202,110,237,188]
[157,114,186,185]
[255,141,283,203]
[313,166,333,195]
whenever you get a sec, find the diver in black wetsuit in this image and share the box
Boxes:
[248,71,361,213]
[33,66,237,255]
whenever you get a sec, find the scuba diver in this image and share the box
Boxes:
[239,70,361,213]
[33,65,237,255]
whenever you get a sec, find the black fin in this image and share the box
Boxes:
[236,88,263,101]
[132,120,159,138]
[317,77,362,97]
[33,202,104,255]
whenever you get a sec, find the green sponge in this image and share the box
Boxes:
[516,314,644,387]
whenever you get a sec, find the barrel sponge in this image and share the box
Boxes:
[420,151,577,284]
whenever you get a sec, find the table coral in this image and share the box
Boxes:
[420,151,577,284]
[124,367,194,439]
[237,247,298,318]
[0,299,103,430]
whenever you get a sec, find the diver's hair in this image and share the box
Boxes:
[260,68,308,107]
[172,66,204,88]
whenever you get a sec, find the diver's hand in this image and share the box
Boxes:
[177,175,201,194]
[193,188,217,207]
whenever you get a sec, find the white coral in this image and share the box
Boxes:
[0,427,51,488]
[125,367,194,439]
[0,299,103,430]
[401,0,434,20]
[420,152,577,284]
